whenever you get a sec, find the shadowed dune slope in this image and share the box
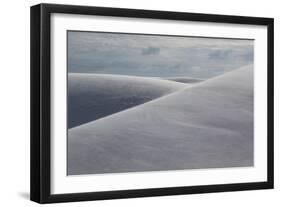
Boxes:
[68,73,188,128]
[68,65,253,175]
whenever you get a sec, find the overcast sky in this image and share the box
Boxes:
[68,31,253,79]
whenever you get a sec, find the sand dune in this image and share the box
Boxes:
[163,76,204,84]
[68,73,188,128]
[68,65,253,175]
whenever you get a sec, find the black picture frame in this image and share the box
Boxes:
[30,3,274,204]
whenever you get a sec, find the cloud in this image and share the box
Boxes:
[208,49,233,60]
[141,47,160,55]
[242,50,254,61]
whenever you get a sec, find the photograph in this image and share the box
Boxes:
[67,31,254,175]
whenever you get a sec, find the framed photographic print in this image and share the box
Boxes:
[30,3,274,203]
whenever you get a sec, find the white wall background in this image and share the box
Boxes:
[0,0,279,206]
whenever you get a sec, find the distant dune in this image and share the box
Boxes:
[163,76,204,84]
[68,65,253,175]
[68,73,188,128]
